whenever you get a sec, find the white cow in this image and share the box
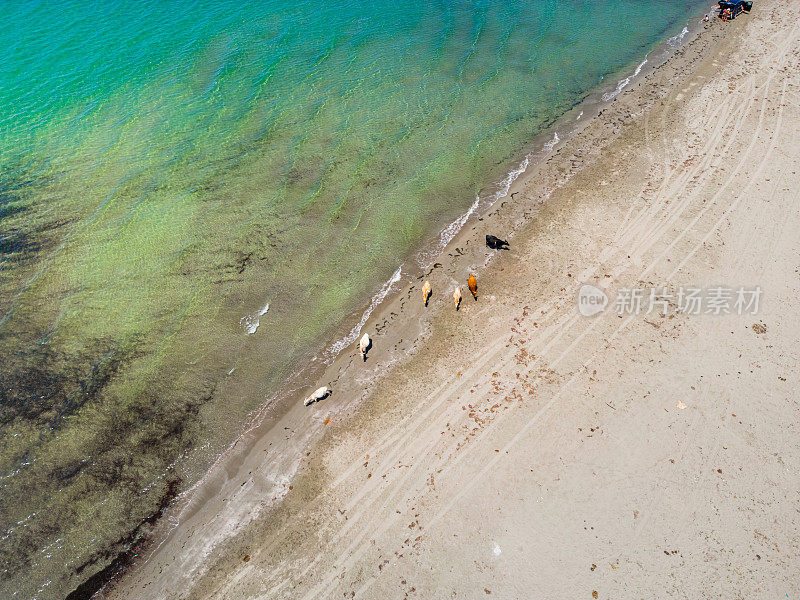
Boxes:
[359,332,371,362]
[304,386,331,406]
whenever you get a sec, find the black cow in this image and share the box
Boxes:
[485,234,509,250]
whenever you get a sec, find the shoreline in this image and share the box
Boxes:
[165,0,718,513]
[92,3,753,598]
[295,2,714,382]
[208,0,800,594]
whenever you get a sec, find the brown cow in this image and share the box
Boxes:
[467,274,477,300]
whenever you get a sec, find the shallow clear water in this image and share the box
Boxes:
[0,1,706,597]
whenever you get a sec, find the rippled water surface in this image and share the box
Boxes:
[0,1,706,597]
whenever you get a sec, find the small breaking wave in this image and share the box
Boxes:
[602,56,648,102]
[323,266,402,362]
[543,132,560,152]
[241,302,270,335]
[492,155,530,203]
[667,26,689,47]
[418,153,530,269]
[416,196,480,269]
[438,194,481,251]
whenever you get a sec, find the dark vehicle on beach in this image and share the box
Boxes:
[718,0,752,20]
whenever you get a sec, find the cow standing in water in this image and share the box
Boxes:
[468,274,478,300]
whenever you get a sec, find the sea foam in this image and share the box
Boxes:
[241,302,270,335]
[602,56,649,102]
[667,26,690,47]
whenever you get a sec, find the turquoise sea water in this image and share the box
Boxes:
[1,1,707,597]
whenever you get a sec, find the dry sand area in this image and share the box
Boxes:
[108,1,800,598]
